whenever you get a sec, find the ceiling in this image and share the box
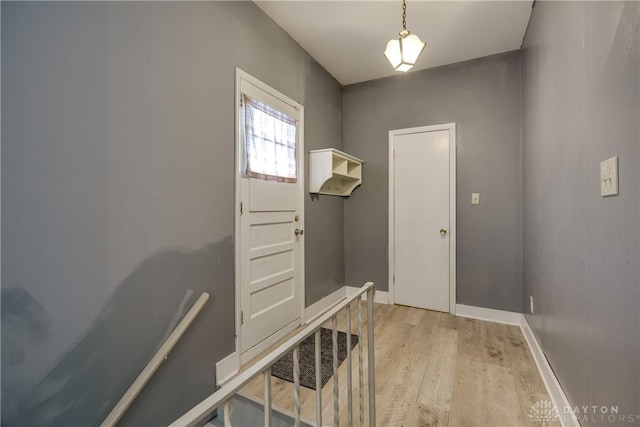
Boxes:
[255,1,533,86]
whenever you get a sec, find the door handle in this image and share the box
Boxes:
[295,228,304,236]
[440,228,448,236]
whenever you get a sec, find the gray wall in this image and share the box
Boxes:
[1,2,343,425]
[301,59,345,307]
[343,51,523,312]
[522,1,640,421]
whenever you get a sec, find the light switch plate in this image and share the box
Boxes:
[600,156,618,197]
[471,193,480,205]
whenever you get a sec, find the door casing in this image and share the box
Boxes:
[388,123,456,314]
[234,68,305,366]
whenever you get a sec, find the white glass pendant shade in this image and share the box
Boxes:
[384,39,402,69]
[401,34,426,64]
[384,30,426,72]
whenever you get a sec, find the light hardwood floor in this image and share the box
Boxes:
[239,302,559,427]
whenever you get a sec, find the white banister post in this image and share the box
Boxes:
[293,346,301,427]
[264,368,272,427]
[346,304,353,427]
[332,316,339,426]
[358,297,364,427]
[366,284,376,427]
[315,329,322,427]
[223,399,233,427]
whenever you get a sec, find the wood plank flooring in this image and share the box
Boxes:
[239,303,558,426]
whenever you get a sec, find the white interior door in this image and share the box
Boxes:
[390,125,455,313]
[237,71,304,363]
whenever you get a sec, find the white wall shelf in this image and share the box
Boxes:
[309,148,363,197]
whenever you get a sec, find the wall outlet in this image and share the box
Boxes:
[471,193,480,205]
[529,296,534,314]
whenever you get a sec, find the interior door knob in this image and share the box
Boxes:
[440,228,448,236]
[295,228,304,236]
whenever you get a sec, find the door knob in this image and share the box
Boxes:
[295,228,304,236]
[440,228,448,236]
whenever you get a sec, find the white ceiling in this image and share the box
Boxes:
[255,1,533,86]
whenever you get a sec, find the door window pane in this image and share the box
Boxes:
[244,95,297,183]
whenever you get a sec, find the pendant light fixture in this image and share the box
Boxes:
[384,0,426,72]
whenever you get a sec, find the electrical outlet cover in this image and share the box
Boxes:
[600,156,619,196]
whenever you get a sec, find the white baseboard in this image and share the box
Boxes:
[215,352,239,386]
[346,286,389,304]
[520,316,580,427]
[304,287,346,324]
[455,303,522,326]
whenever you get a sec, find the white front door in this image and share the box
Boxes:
[389,124,456,313]
[236,70,304,363]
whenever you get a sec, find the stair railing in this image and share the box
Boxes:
[171,282,376,427]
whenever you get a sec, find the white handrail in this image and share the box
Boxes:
[101,292,210,427]
[171,282,376,427]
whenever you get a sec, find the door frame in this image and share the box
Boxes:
[234,68,306,365]
[388,123,456,314]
